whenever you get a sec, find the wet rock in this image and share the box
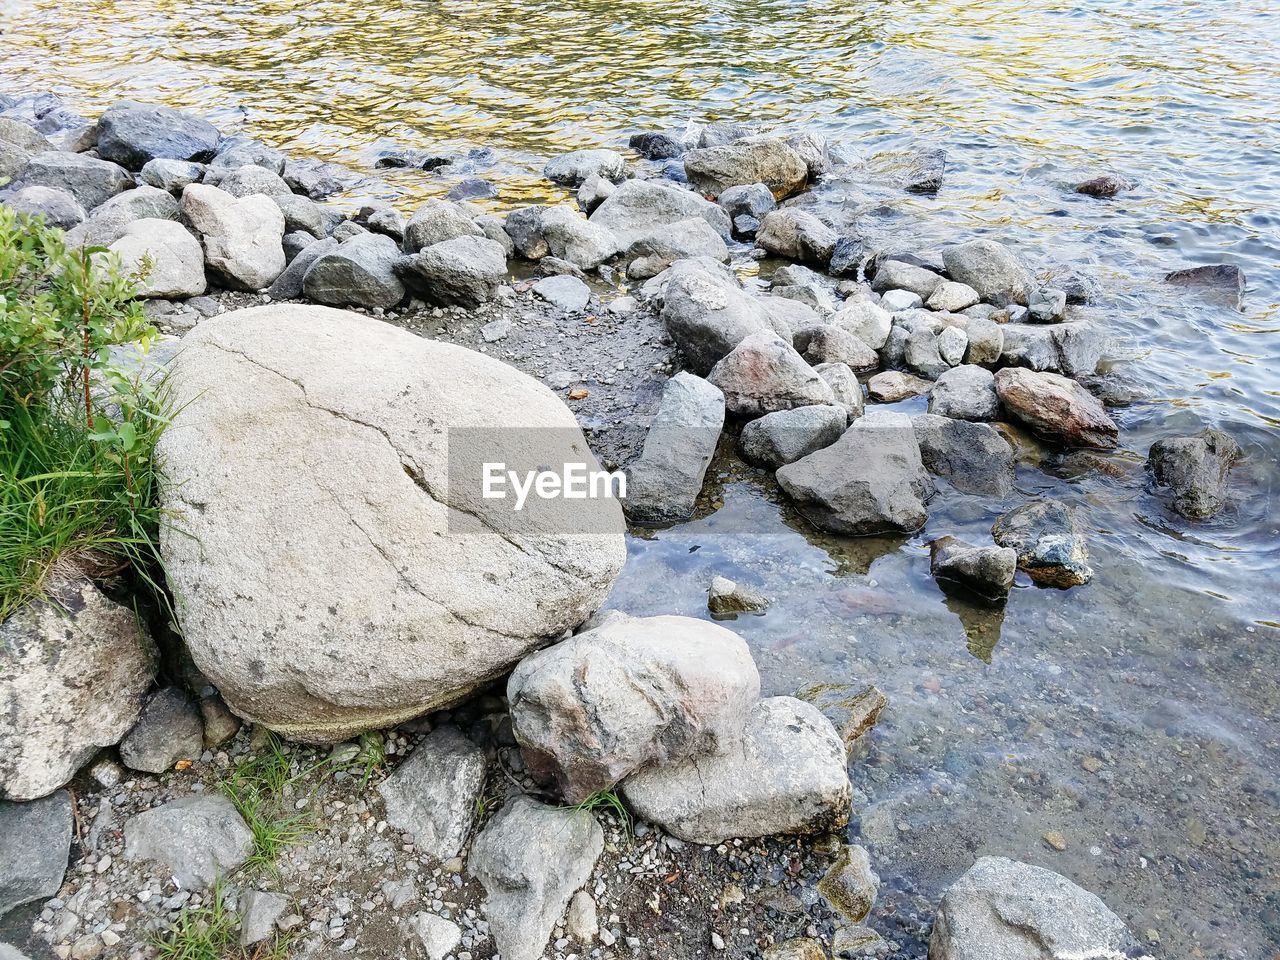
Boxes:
[871,259,942,299]
[717,182,776,222]
[413,913,463,960]
[1164,263,1245,298]
[660,259,790,372]
[629,131,684,160]
[764,939,826,960]
[912,414,1015,496]
[625,372,724,522]
[755,208,837,265]
[992,499,1093,587]
[927,280,980,312]
[999,320,1103,377]
[303,233,405,308]
[0,791,72,915]
[1147,427,1243,519]
[930,856,1141,960]
[928,364,999,421]
[1075,174,1130,197]
[707,576,770,618]
[930,536,1018,602]
[403,197,483,253]
[469,796,604,960]
[800,325,878,371]
[942,239,1033,307]
[377,726,486,859]
[590,179,731,248]
[697,120,754,148]
[446,177,498,201]
[2,184,85,228]
[18,151,132,211]
[786,130,832,179]
[776,411,932,535]
[890,146,946,193]
[509,613,759,801]
[622,697,851,843]
[684,137,808,199]
[267,236,336,300]
[709,331,837,417]
[398,234,507,307]
[282,158,349,199]
[240,890,289,947]
[532,273,591,312]
[182,183,285,290]
[868,370,932,403]
[540,204,622,270]
[109,218,207,299]
[576,173,615,213]
[119,687,204,774]
[204,163,292,197]
[0,577,154,801]
[95,102,219,168]
[739,404,847,468]
[209,138,286,174]
[544,148,627,187]
[831,300,892,351]
[818,844,878,923]
[123,795,253,889]
[813,363,865,422]
[828,234,867,278]
[1028,287,1067,323]
[995,367,1118,448]
[796,683,886,752]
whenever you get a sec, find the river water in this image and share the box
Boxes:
[3,0,1279,956]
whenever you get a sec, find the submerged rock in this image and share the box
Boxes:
[1075,173,1130,197]
[942,239,1033,307]
[992,499,1093,588]
[1164,263,1245,303]
[929,536,1018,602]
[708,331,837,417]
[123,795,253,889]
[0,791,72,916]
[377,726,486,859]
[739,404,847,468]
[818,844,879,923]
[684,137,808,199]
[625,372,724,523]
[1147,427,1243,519]
[995,367,1118,449]
[707,576,770,618]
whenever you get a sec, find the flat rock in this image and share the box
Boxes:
[739,404,847,468]
[708,330,836,417]
[240,890,289,947]
[912,414,1015,496]
[1164,263,1245,298]
[995,367,1117,448]
[930,536,1018,602]
[1148,427,1242,519]
[625,372,724,522]
[181,183,285,290]
[96,101,219,169]
[992,499,1093,588]
[683,137,808,199]
[533,273,591,312]
[123,795,253,889]
[590,179,731,249]
[378,726,486,859]
[942,239,1033,307]
[0,791,73,915]
[119,687,204,774]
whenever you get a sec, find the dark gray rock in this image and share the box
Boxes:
[1075,174,1130,198]
[912,414,1015,496]
[267,237,336,300]
[992,499,1093,588]
[302,233,405,308]
[717,182,776,221]
[123,795,253,889]
[398,234,507,307]
[1165,264,1245,302]
[629,132,684,160]
[446,177,498,201]
[828,235,867,277]
[64,184,180,247]
[504,205,549,259]
[0,791,72,915]
[739,404,847,468]
[999,321,1103,377]
[281,230,317,263]
[930,537,1017,602]
[95,101,219,169]
[377,727,486,859]
[119,687,204,774]
[18,151,132,211]
[1147,427,1243,519]
[271,193,340,238]
[625,373,724,522]
[2,185,85,229]
[403,198,482,253]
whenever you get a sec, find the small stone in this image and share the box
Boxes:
[533,274,591,312]
[413,913,463,960]
[1043,831,1068,852]
[879,289,922,312]
[710,932,726,950]
[707,576,769,618]
[119,687,204,774]
[566,890,598,943]
[818,844,879,923]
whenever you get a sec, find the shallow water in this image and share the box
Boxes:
[4,0,1279,955]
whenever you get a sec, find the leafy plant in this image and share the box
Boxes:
[153,881,295,960]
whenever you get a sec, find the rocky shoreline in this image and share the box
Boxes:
[0,90,1248,960]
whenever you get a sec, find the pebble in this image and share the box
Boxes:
[1043,830,1068,851]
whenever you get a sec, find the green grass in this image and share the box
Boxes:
[353,731,387,789]
[574,788,632,834]
[153,882,295,960]
[219,734,324,873]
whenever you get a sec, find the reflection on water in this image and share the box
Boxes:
[3,0,1278,956]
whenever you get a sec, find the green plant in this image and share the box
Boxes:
[220,734,323,872]
[574,788,632,834]
[153,881,295,960]
[352,731,388,788]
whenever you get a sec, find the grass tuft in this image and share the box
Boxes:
[152,882,294,960]
[574,788,632,834]
[220,733,325,873]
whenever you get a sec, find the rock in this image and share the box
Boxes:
[1165,263,1245,298]
[871,260,942,299]
[283,158,349,199]
[469,797,604,960]
[763,939,826,960]
[660,259,789,372]
[576,173,615,214]
[202,163,291,199]
[904,325,949,380]
[119,688,204,774]
[912,414,1015,496]
[95,101,219,169]
[928,365,999,421]
[830,300,892,351]
[0,577,154,801]
[622,697,851,843]
[739,404,846,468]
[708,331,836,417]
[938,325,968,366]
[870,145,947,193]
[717,182,775,222]
[123,795,253,889]
[684,137,808,199]
[139,158,204,194]
[504,206,550,259]
[772,263,838,314]
[198,694,241,749]
[1147,428,1243,519]
[626,217,728,280]
[992,500,1093,588]
[629,132,684,160]
[545,149,627,187]
[398,234,506,307]
[0,791,72,915]
[267,236,336,300]
[0,944,33,960]
[378,726,486,859]
[787,131,831,178]
[403,198,483,253]
[625,372,724,523]
[818,844,878,923]
[2,185,85,228]
[330,220,366,242]
[566,890,599,942]
[64,185,181,248]
[353,200,405,241]
[868,370,932,403]
[108,218,206,299]
[756,208,836,265]
[0,116,50,153]
[942,239,1033,307]
[272,193,340,237]
[929,856,1140,960]
[706,576,770,618]
[539,205,620,270]
[209,138,285,174]
[776,412,931,535]
[532,273,591,312]
[474,213,515,257]
[994,368,1117,448]
[240,890,289,947]
[796,682,886,753]
[999,321,1102,377]
[930,536,1018,602]
[509,613,759,801]
[697,121,754,148]
[303,233,405,308]
[590,179,731,248]
[963,316,1004,366]
[539,256,586,279]
[880,289,922,312]
[181,183,284,290]
[813,363,865,421]
[18,151,132,211]
[157,305,624,741]
[1028,287,1067,323]
[800,325,878,372]
[413,913,463,960]
[446,177,497,201]
[927,281,980,312]
[1075,174,1130,197]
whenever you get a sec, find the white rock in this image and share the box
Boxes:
[108,219,206,298]
[181,183,284,290]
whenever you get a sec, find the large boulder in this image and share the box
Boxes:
[108,218,206,298]
[626,218,728,280]
[469,797,604,960]
[157,306,625,741]
[995,368,1118,449]
[403,198,483,253]
[66,184,180,248]
[755,208,837,265]
[927,365,999,421]
[377,726,486,860]
[0,791,72,915]
[589,179,731,249]
[683,137,808,199]
[1,185,85,229]
[544,149,627,187]
[708,330,836,417]
[0,577,154,801]
[1147,428,1242,520]
[912,414,1015,496]
[660,259,789,373]
[831,300,892,350]
[739,404,847,468]
[622,697,851,844]
[181,183,285,290]
[992,499,1093,588]
[624,372,724,523]
[397,234,506,307]
[18,151,132,211]
[509,614,759,803]
[303,233,405,308]
[539,205,620,270]
[929,857,1141,960]
[942,239,1034,307]
[123,795,253,889]
[95,101,219,169]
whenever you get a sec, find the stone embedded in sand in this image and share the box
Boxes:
[123,795,253,889]
[995,367,1117,449]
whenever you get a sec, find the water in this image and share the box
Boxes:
[4,0,1279,955]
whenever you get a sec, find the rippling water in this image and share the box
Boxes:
[4,0,1279,956]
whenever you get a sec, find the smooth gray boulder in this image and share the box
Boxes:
[930,536,1017,602]
[589,179,731,248]
[181,183,285,290]
[739,404,847,468]
[533,273,591,312]
[926,280,980,312]
[776,411,932,535]
[928,365,999,421]
[963,315,1004,366]
[544,148,627,187]
[912,414,1015,496]
[626,217,728,280]
[992,499,1093,588]
[2,185,84,229]
[942,239,1034,307]
[119,687,204,774]
[140,158,204,194]
[66,184,180,248]
[799,324,878,371]
[938,325,968,366]
[398,234,506,307]
[95,101,219,168]
[539,205,620,270]
[469,797,604,960]
[683,137,808,199]
[831,300,892,350]
[267,236,336,300]
[708,330,836,417]
[303,233,405,308]
[624,372,724,522]
[995,367,1117,449]
[209,138,286,174]
[755,208,837,265]
[868,370,933,403]
[18,151,132,211]
[622,697,851,844]
[108,218,206,298]
[157,306,625,741]
[0,577,154,801]
[204,163,292,197]
[999,321,1102,377]
[377,726,486,860]
[1147,427,1243,519]
[929,857,1141,960]
[123,795,253,889]
[0,791,72,915]
[717,182,775,221]
[660,260,789,372]
[508,613,759,802]
[871,259,942,299]
[0,117,50,153]
[271,192,341,237]
[403,198,483,253]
